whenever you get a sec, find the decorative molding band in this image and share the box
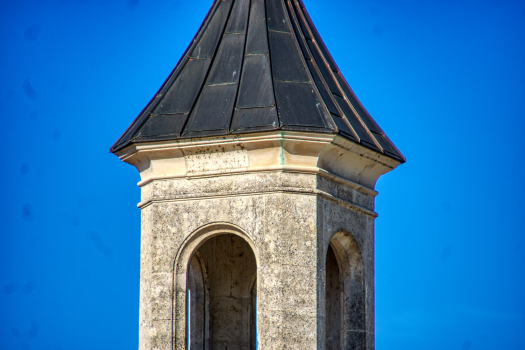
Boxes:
[137,188,378,218]
[136,165,378,197]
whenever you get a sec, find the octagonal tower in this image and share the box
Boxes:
[111,0,405,349]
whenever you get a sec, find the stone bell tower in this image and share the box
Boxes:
[111,0,405,349]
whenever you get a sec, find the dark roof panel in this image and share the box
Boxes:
[232,107,279,131]
[306,60,340,116]
[206,33,245,85]
[189,0,233,59]
[268,31,309,82]
[274,81,331,128]
[111,0,405,163]
[306,39,341,94]
[330,114,358,142]
[237,54,275,108]
[183,83,238,135]
[225,0,250,34]
[154,58,211,115]
[266,0,290,33]
[334,71,384,135]
[298,2,341,73]
[136,113,188,139]
[333,94,374,144]
[246,0,269,54]
[290,1,312,40]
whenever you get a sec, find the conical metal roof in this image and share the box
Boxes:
[110,0,405,162]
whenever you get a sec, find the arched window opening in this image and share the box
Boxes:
[187,253,207,349]
[187,234,257,349]
[326,244,342,350]
[326,232,366,349]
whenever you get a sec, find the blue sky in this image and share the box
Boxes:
[1,0,524,349]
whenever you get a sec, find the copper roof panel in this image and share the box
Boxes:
[286,2,311,59]
[333,94,379,147]
[136,113,188,139]
[266,0,290,32]
[334,71,384,135]
[299,3,340,73]
[183,84,238,134]
[154,58,211,115]
[268,31,309,82]
[245,0,269,54]
[306,39,341,94]
[206,33,246,85]
[225,0,250,34]
[290,1,312,40]
[330,114,358,142]
[372,133,405,162]
[231,107,279,131]
[274,81,330,128]
[306,60,340,116]
[237,54,275,108]
[189,0,233,59]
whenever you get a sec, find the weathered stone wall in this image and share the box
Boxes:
[317,198,374,349]
[137,171,376,350]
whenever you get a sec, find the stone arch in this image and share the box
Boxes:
[186,251,208,348]
[173,223,258,350]
[325,230,366,349]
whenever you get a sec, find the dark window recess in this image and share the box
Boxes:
[189,0,233,59]
[306,60,339,116]
[306,39,341,94]
[269,31,309,82]
[137,114,189,138]
[266,0,290,32]
[246,0,268,54]
[183,83,238,135]
[237,54,275,108]
[334,71,384,134]
[333,94,380,147]
[330,114,358,142]
[274,81,328,128]
[231,107,279,131]
[154,58,212,115]
[225,0,250,34]
[206,34,246,85]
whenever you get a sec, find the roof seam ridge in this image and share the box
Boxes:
[273,79,311,83]
[267,29,292,34]
[299,4,387,154]
[285,0,336,132]
[297,1,384,152]
[235,105,275,110]
[266,0,282,128]
[180,0,236,137]
[205,82,238,87]
[290,0,351,136]
[229,0,253,134]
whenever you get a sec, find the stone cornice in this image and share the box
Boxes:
[115,131,401,191]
